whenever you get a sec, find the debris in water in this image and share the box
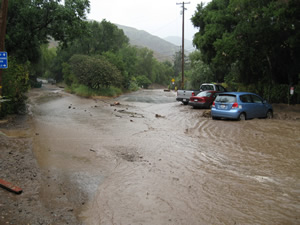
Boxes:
[155,114,165,118]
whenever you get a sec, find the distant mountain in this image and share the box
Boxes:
[164,36,195,52]
[116,24,182,62]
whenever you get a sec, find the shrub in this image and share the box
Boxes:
[0,58,30,117]
[69,54,123,89]
[136,75,151,88]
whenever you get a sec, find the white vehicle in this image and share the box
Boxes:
[176,83,226,105]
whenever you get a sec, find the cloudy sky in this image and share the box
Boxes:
[87,0,211,41]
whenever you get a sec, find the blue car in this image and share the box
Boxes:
[211,92,273,120]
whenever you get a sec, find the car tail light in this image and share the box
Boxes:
[232,102,239,109]
[212,101,215,108]
[192,92,195,96]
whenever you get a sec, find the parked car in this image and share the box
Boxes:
[176,83,226,105]
[211,92,273,120]
[176,89,200,105]
[189,90,221,109]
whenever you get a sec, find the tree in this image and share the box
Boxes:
[50,20,129,82]
[192,0,300,85]
[1,58,30,116]
[6,0,90,63]
[69,54,122,89]
[172,49,189,85]
[69,20,129,55]
[136,48,154,82]
[33,44,57,78]
[186,50,213,89]
[136,75,151,89]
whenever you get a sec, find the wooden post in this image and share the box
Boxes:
[0,0,8,98]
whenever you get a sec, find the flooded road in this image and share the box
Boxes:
[29,86,300,224]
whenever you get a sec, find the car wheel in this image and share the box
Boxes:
[183,101,188,105]
[238,113,246,121]
[266,110,273,119]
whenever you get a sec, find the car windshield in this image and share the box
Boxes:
[215,94,236,103]
[196,91,212,97]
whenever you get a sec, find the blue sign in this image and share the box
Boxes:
[0,52,8,69]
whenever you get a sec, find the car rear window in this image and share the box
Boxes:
[197,91,212,97]
[215,94,236,103]
[200,85,214,91]
[216,85,226,92]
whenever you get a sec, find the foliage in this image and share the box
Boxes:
[49,20,130,82]
[186,50,214,89]
[0,58,30,117]
[62,62,76,86]
[69,54,122,89]
[128,77,139,91]
[96,86,122,97]
[1,0,90,117]
[65,20,129,56]
[192,0,300,85]
[33,45,57,78]
[136,75,152,89]
[6,0,90,63]
[173,49,189,80]
[66,84,122,97]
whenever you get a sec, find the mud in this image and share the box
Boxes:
[0,85,299,225]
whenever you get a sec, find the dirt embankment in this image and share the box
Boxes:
[0,115,80,224]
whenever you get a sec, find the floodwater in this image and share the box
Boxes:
[29,86,300,225]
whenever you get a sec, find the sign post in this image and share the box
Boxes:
[0,51,7,68]
[290,87,294,95]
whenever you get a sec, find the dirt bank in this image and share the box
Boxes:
[0,115,80,224]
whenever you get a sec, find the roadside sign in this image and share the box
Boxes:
[0,52,8,69]
[290,87,294,95]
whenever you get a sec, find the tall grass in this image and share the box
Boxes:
[66,84,122,98]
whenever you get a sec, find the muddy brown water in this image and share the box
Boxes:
[21,86,300,224]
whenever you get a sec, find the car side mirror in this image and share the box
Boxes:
[263,100,267,104]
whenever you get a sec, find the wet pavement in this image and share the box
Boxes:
[1,85,300,224]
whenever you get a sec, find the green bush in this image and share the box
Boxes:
[69,54,123,89]
[227,82,299,104]
[128,77,139,91]
[0,58,30,117]
[136,75,151,89]
[97,86,122,97]
[67,84,122,98]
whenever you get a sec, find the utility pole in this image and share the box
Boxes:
[0,0,8,99]
[177,1,190,89]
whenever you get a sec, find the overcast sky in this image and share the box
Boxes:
[87,0,211,41]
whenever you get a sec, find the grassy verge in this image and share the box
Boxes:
[65,84,123,98]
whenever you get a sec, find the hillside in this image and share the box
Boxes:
[116,24,184,62]
[164,36,195,52]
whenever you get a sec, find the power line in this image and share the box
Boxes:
[176,2,190,89]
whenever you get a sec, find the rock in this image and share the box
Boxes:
[202,110,211,118]
[110,101,120,106]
